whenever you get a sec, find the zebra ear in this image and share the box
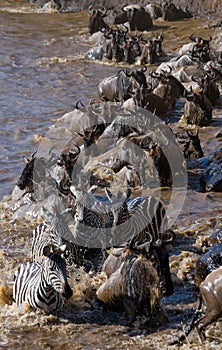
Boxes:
[43,245,51,257]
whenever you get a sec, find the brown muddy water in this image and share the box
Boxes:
[0,1,222,349]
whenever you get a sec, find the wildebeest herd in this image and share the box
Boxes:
[12,0,222,345]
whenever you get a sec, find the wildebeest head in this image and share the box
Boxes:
[16,151,37,192]
[190,33,212,47]
[184,129,204,159]
[130,66,148,88]
[88,6,109,34]
[58,144,81,178]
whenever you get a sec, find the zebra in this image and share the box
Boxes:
[32,208,97,272]
[70,185,130,229]
[13,244,73,312]
[70,184,175,248]
[126,196,175,248]
[32,208,79,267]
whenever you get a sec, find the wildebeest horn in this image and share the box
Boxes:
[207,35,212,42]
[206,70,217,80]
[141,65,147,72]
[150,71,161,78]
[165,117,170,125]
[209,64,222,78]
[191,75,200,84]
[123,24,129,34]
[147,82,153,90]
[70,144,81,156]
[189,33,196,42]
[98,7,108,17]
[161,65,172,75]
[183,88,191,98]
[31,150,37,159]
[187,129,199,137]
[88,5,94,15]
[76,100,85,109]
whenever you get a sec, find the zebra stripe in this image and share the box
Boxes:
[32,222,79,268]
[13,245,73,312]
[71,185,171,248]
[126,196,168,247]
[71,187,130,229]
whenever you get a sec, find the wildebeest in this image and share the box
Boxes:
[98,68,147,102]
[96,248,162,322]
[171,263,222,344]
[156,54,198,74]
[148,143,173,187]
[183,87,212,127]
[132,84,168,116]
[161,1,192,21]
[191,74,220,107]
[136,34,164,65]
[144,3,162,19]
[177,130,204,160]
[152,68,185,111]
[16,151,37,192]
[122,5,153,31]
[86,40,109,60]
[29,0,79,12]
[190,34,212,63]
[88,6,109,34]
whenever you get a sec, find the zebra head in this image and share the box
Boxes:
[105,187,131,227]
[42,244,73,300]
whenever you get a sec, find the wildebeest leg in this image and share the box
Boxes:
[123,296,137,324]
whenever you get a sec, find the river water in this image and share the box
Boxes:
[0,1,222,349]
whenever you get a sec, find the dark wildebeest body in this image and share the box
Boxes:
[184,88,212,127]
[16,153,36,192]
[162,2,192,21]
[178,130,204,160]
[137,35,164,65]
[88,7,109,34]
[122,5,153,31]
[152,70,185,111]
[97,249,162,322]
[98,68,147,102]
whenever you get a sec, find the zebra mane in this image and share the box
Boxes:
[40,206,73,243]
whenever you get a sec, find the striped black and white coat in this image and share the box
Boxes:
[70,185,130,229]
[32,209,79,266]
[70,185,175,248]
[126,196,173,246]
[13,244,73,312]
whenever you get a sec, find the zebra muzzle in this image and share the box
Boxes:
[62,284,73,300]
